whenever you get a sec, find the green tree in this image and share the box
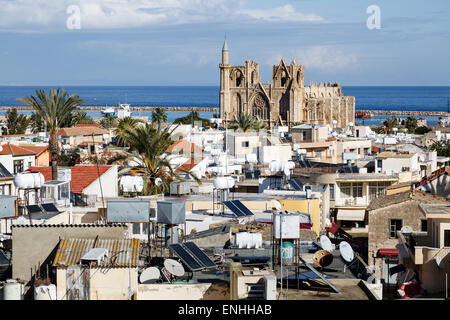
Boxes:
[229,114,268,132]
[59,147,81,166]
[109,122,198,195]
[18,89,85,180]
[114,116,144,147]
[430,140,450,157]
[29,112,44,133]
[404,116,418,134]
[415,126,432,135]
[382,118,398,134]
[71,111,95,126]
[2,108,30,135]
[174,111,210,127]
[100,113,116,129]
[151,107,168,125]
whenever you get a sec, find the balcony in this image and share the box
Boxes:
[335,197,369,208]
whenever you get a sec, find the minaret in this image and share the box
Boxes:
[219,38,231,121]
[222,38,229,65]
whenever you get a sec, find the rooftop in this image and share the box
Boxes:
[53,238,140,268]
[0,143,47,156]
[56,126,109,137]
[419,203,450,216]
[367,190,448,211]
[28,165,112,194]
[377,151,416,159]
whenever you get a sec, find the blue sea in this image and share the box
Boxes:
[1,86,449,125]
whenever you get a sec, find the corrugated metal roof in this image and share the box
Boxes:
[53,238,140,268]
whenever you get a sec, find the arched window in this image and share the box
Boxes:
[251,71,256,84]
[235,70,243,87]
[296,71,301,85]
[280,70,287,87]
[252,94,269,120]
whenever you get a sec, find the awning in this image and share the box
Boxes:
[336,209,366,221]
[378,248,399,256]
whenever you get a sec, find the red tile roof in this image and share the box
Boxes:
[166,139,203,154]
[75,123,105,129]
[28,165,112,194]
[57,126,109,137]
[0,143,47,156]
[177,157,203,172]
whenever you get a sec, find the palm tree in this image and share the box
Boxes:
[151,107,168,125]
[109,122,197,195]
[18,89,85,180]
[100,113,116,129]
[71,111,95,126]
[382,118,397,135]
[114,116,144,147]
[229,114,267,132]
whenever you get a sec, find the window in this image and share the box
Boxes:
[445,230,450,247]
[329,184,335,200]
[0,184,10,195]
[302,131,307,141]
[352,183,363,198]
[377,159,382,170]
[390,219,402,238]
[421,220,427,232]
[340,183,351,198]
[13,160,24,174]
[242,141,249,148]
[369,181,390,201]
[339,182,362,199]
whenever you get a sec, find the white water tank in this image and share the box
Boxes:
[235,232,263,249]
[3,280,24,300]
[213,176,234,189]
[269,161,282,173]
[34,284,57,300]
[120,176,144,193]
[14,172,45,189]
[273,213,300,239]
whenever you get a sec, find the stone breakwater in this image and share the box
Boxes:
[0,106,448,117]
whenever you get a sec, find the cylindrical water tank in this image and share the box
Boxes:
[120,176,144,193]
[34,284,57,300]
[14,172,45,189]
[280,241,294,264]
[213,176,234,189]
[3,280,24,300]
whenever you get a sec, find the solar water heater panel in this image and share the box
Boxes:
[183,242,216,269]
[26,205,42,214]
[168,243,203,271]
[223,201,246,217]
[232,200,254,216]
[41,203,60,213]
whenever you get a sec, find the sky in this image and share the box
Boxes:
[0,0,449,86]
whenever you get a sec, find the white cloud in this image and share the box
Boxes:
[239,4,323,22]
[267,46,358,71]
[0,0,324,31]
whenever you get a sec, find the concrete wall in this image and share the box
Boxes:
[12,224,127,284]
[83,165,118,198]
[258,145,292,164]
[56,267,138,300]
[137,283,229,300]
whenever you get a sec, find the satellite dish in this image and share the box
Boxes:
[320,235,334,253]
[313,250,334,268]
[339,241,354,263]
[273,200,282,211]
[401,226,413,235]
[139,267,161,284]
[164,259,185,277]
[155,178,163,187]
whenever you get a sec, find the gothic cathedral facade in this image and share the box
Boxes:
[219,40,355,128]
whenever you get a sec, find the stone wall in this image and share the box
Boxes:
[367,200,425,280]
